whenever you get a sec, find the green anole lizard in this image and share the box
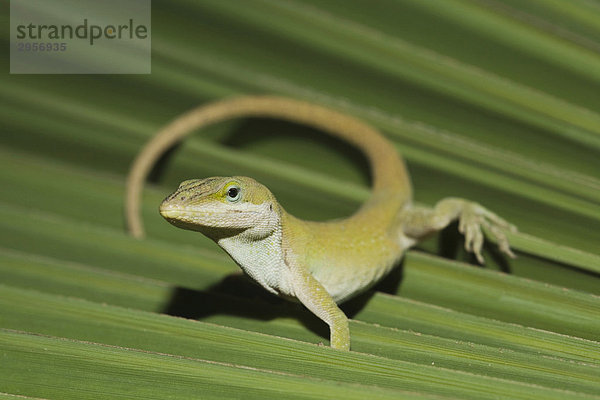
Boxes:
[125,96,516,351]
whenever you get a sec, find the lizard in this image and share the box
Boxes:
[125,95,516,351]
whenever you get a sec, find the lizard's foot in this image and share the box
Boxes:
[458,203,517,264]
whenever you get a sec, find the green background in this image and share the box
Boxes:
[1,1,599,398]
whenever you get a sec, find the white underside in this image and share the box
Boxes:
[218,226,294,298]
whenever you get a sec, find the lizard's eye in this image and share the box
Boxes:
[226,185,241,202]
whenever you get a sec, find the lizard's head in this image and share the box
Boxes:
[159,176,280,240]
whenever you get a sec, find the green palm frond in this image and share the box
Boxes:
[1,0,599,399]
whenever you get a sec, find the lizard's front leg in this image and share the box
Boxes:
[286,251,350,350]
[401,198,517,263]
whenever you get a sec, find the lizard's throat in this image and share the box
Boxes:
[217,226,290,297]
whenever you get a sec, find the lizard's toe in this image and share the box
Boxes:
[461,204,516,264]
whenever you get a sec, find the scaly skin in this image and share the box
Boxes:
[125,96,516,351]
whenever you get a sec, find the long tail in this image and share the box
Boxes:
[125,96,412,238]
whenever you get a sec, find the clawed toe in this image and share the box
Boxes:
[461,205,516,264]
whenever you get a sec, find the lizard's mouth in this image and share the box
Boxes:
[159,200,262,231]
[159,202,213,224]
[159,203,250,239]
[158,202,187,220]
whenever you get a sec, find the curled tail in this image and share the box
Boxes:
[125,96,412,238]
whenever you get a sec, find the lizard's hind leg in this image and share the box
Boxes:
[400,198,517,264]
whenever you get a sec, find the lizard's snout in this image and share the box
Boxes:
[159,199,183,220]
